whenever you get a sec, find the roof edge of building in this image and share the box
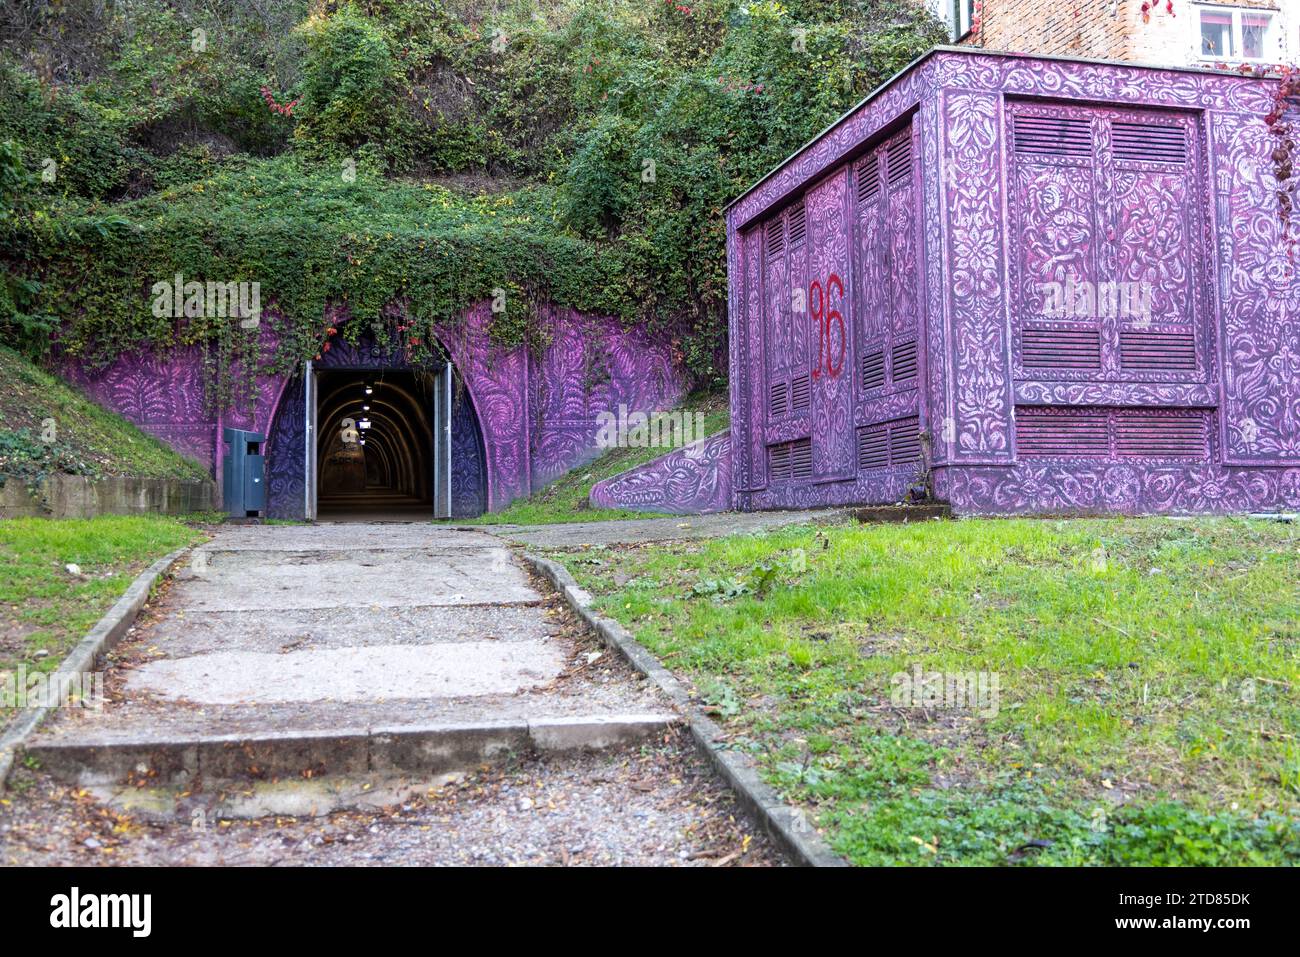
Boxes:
[722,43,1269,218]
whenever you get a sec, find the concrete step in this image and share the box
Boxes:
[172,545,538,611]
[195,524,492,551]
[849,503,952,523]
[26,713,680,788]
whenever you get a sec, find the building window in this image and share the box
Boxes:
[1195,5,1280,63]
[942,0,975,41]
[1241,12,1273,59]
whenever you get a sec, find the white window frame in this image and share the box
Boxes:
[931,0,974,42]
[952,0,975,40]
[1191,3,1286,64]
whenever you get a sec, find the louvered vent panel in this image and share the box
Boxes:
[1120,331,1197,372]
[790,374,811,412]
[857,157,881,205]
[862,350,886,390]
[1115,412,1206,459]
[789,438,813,479]
[769,381,789,419]
[768,442,792,480]
[769,438,813,480]
[857,423,890,469]
[787,202,807,248]
[1022,328,1101,370]
[891,340,918,384]
[857,418,922,470]
[765,218,785,257]
[887,135,912,187]
[1017,409,1110,458]
[1112,122,1187,164]
[889,418,922,464]
[1013,114,1092,158]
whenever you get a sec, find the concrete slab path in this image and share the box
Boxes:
[480,508,852,548]
[29,524,670,756]
[8,522,780,866]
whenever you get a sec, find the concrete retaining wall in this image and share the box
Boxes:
[0,474,217,519]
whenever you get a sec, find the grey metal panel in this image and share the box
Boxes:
[433,362,452,519]
[304,362,317,521]
[244,454,266,510]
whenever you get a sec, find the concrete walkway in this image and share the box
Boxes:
[482,508,852,548]
[7,523,780,865]
[29,524,673,778]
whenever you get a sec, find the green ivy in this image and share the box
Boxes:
[2,0,944,402]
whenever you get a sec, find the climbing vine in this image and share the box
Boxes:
[1,0,945,409]
[31,157,636,411]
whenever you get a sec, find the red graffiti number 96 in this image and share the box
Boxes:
[809,273,846,379]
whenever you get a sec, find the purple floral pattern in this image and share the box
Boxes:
[590,431,733,514]
[725,48,1300,516]
[64,302,683,517]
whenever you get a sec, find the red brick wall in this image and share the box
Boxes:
[965,0,1135,60]
[957,0,1293,66]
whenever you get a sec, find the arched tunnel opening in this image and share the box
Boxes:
[316,369,435,520]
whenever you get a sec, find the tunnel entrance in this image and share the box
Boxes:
[264,333,488,522]
[313,368,445,521]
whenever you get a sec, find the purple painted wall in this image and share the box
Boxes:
[63,302,684,517]
[719,47,1300,516]
[589,430,733,514]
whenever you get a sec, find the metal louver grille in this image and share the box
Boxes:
[862,350,886,390]
[1115,411,1206,459]
[1022,328,1102,370]
[1017,407,1209,460]
[857,417,922,470]
[887,135,912,187]
[1119,331,1197,372]
[769,381,789,418]
[765,218,785,257]
[858,423,889,469]
[1112,122,1187,164]
[787,202,806,248]
[790,374,811,412]
[1016,408,1110,458]
[1013,114,1092,158]
[769,438,813,480]
[789,438,813,478]
[857,158,881,205]
[889,418,921,464]
[891,340,918,383]
[769,442,791,479]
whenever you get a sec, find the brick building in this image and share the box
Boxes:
[927,0,1296,66]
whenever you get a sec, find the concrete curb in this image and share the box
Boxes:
[525,553,848,868]
[26,714,680,787]
[0,547,188,792]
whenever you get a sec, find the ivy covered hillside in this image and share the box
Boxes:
[0,0,943,404]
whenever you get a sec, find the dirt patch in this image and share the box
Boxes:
[0,733,782,867]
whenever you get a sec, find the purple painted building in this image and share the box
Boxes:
[60,46,1300,520]
[612,45,1298,517]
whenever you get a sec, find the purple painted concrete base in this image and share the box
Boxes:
[589,431,732,514]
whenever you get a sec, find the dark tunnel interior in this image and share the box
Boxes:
[316,370,435,519]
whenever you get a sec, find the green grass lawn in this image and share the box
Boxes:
[464,391,729,525]
[552,516,1300,865]
[0,516,206,685]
